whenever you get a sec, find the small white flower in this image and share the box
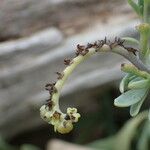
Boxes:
[40,105,80,134]
[55,120,73,134]
[67,107,81,123]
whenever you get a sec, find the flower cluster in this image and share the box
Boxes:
[40,105,80,134]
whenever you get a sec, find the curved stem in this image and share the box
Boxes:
[143,0,150,23]
[40,39,150,134]
[53,48,96,111]
[112,46,149,72]
[138,0,150,61]
[52,44,150,112]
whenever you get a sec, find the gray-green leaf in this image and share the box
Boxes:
[137,121,150,150]
[128,79,150,89]
[130,95,146,117]
[122,37,140,45]
[148,109,150,121]
[119,74,134,93]
[114,88,148,107]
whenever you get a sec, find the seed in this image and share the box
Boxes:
[56,72,64,79]
[64,59,71,65]
[125,47,138,55]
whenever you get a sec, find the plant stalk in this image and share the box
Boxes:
[139,0,150,62]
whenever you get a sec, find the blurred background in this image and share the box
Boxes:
[0,0,146,150]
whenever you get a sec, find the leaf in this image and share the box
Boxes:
[114,88,148,107]
[114,111,148,150]
[128,0,142,16]
[88,136,115,150]
[89,111,149,150]
[130,100,144,117]
[130,94,146,116]
[138,0,144,6]
[128,79,150,89]
[122,37,140,45]
[137,121,150,150]
[119,74,133,93]
[121,64,150,79]
[128,77,142,83]
[148,108,150,121]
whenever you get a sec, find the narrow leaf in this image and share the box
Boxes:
[119,74,133,93]
[114,88,148,107]
[128,79,150,89]
[122,37,140,45]
[137,121,150,150]
[128,0,141,16]
[129,77,142,83]
[130,100,144,117]
[148,108,150,121]
[130,90,147,116]
[121,64,150,79]
[138,0,144,6]
[115,111,148,150]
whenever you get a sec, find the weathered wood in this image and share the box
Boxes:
[0,0,125,41]
[0,27,63,58]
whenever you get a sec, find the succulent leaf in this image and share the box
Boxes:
[119,74,134,93]
[130,89,148,117]
[128,79,150,89]
[122,37,140,45]
[114,88,148,107]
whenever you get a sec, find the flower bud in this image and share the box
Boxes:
[55,121,73,134]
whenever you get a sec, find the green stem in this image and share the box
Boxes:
[143,0,150,23]
[140,31,149,59]
[136,0,150,62]
[53,48,96,110]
